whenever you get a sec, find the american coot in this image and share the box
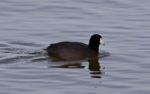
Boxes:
[46,34,104,60]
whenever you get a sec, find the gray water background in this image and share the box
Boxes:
[0,0,150,94]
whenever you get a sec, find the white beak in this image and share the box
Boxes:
[100,38,105,45]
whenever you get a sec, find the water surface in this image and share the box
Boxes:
[0,0,150,94]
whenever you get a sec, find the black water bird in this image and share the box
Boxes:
[46,34,104,60]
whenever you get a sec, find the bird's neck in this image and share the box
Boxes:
[88,44,99,52]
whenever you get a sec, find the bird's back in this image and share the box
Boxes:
[46,42,98,60]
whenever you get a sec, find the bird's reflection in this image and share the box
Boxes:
[48,56,102,78]
[49,62,85,68]
[88,57,102,78]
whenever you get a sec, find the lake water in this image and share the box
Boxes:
[0,0,150,94]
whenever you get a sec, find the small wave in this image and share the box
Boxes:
[0,41,47,64]
[9,41,43,47]
[99,50,110,58]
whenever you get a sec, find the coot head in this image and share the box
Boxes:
[88,34,104,52]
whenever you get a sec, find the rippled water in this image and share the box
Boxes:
[0,0,150,94]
